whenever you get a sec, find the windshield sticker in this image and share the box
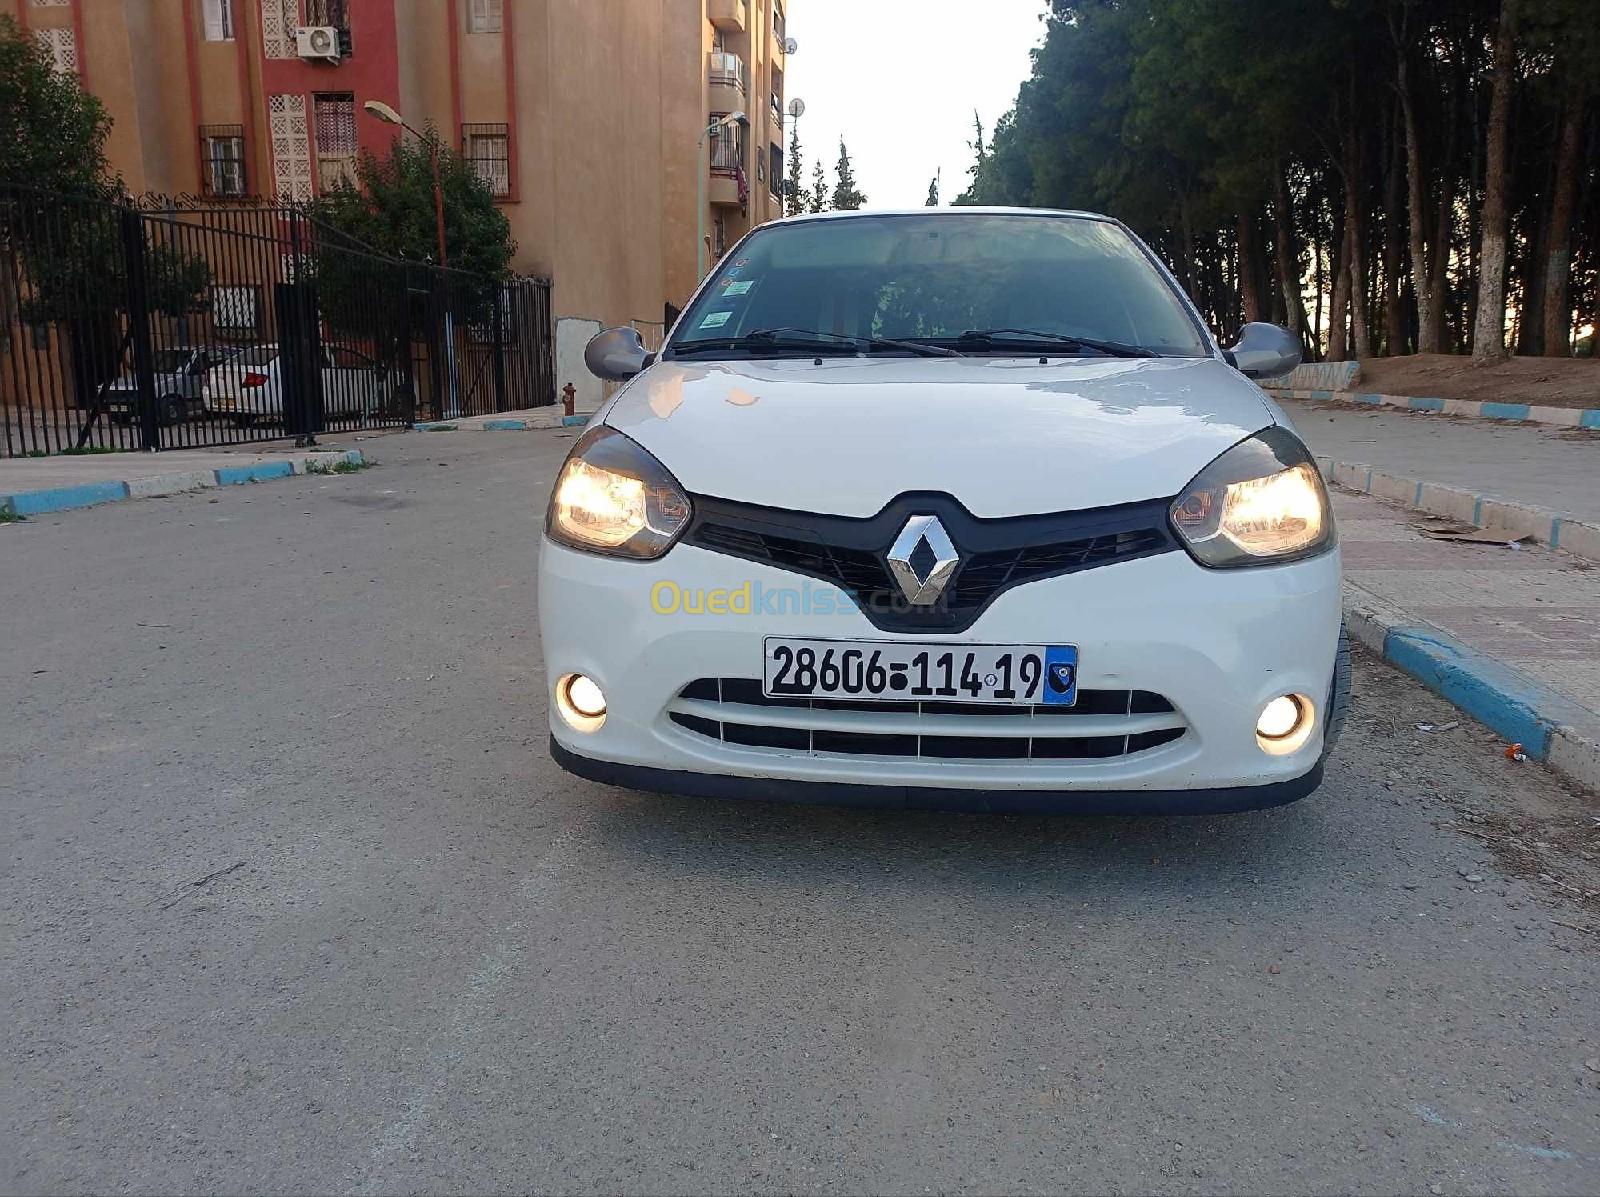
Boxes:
[698,310,733,329]
[722,280,753,296]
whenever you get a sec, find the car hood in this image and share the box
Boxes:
[601,355,1280,517]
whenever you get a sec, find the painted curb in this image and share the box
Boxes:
[1313,454,1600,565]
[1267,386,1600,430]
[1344,579,1600,792]
[0,449,364,519]
[411,412,588,432]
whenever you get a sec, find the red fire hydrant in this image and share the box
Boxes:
[561,382,577,417]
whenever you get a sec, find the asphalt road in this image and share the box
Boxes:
[4,431,1599,1196]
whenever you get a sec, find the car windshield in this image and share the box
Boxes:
[236,346,278,366]
[666,213,1208,359]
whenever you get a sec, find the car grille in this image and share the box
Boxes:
[685,493,1177,633]
[667,678,1187,762]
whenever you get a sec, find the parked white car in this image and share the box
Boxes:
[205,343,411,425]
[539,209,1345,813]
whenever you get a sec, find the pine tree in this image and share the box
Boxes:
[785,124,805,216]
[925,169,940,207]
[831,139,866,211]
[808,159,828,214]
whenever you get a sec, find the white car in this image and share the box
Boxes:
[539,208,1345,814]
[204,344,411,425]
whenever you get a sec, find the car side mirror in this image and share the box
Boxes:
[584,327,650,382]
[1227,322,1301,380]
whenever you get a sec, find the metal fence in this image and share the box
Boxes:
[0,185,554,457]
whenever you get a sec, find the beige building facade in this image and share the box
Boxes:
[4,0,794,339]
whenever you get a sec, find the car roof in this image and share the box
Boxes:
[765,206,1114,227]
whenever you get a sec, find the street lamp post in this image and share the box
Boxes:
[362,100,447,269]
[697,111,747,281]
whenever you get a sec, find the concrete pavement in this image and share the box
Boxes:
[1284,397,1600,528]
[4,433,1598,1195]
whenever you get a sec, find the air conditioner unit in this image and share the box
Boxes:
[295,25,340,62]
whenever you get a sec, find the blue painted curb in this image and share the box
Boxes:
[412,421,458,431]
[1379,624,1588,760]
[1268,385,1600,430]
[561,414,588,426]
[216,461,294,485]
[9,480,130,516]
[0,450,364,519]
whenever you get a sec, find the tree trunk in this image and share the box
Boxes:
[1396,24,1442,354]
[1472,0,1518,361]
[1328,204,1351,362]
[1236,212,1266,324]
[1272,164,1308,346]
[1382,102,1408,354]
[1540,101,1585,356]
[1342,121,1371,360]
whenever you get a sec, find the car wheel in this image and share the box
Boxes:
[231,414,256,429]
[1321,622,1352,757]
[160,395,185,425]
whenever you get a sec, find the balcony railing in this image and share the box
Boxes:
[709,134,745,174]
[708,51,746,93]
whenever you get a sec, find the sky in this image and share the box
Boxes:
[782,0,1049,208]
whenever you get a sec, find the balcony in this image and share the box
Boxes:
[709,133,745,208]
[708,0,746,34]
[771,6,787,60]
[708,50,746,116]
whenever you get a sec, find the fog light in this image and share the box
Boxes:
[1256,694,1313,755]
[556,673,606,732]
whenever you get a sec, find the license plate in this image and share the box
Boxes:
[763,637,1078,706]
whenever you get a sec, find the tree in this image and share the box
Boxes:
[808,159,829,214]
[1,18,209,409]
[831,139,865,210]
[926,169,940,207]
[1472,0,1519,360]
[311,128,514,279]
[957,0,1599,360]
[0,15,114,201]
[785,124,806,216]
[307,128,515,388]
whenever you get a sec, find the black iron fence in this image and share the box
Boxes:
[0,185,554,457]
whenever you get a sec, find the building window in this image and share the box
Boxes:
[202,0,235,41]
[768,143,781,197]
[713,212,727,258]
[467,0,503,34]
[312,92,357,193]
[211,285,261,334]
[32,27,76,76]
[199,125,247,197]
[304,0,349,28]
[461,124,510,197]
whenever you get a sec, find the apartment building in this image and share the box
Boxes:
[4,0,794,339]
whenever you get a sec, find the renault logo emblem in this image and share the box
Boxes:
[887,514,960,606]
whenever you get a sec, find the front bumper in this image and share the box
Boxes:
[538,538,1342,808]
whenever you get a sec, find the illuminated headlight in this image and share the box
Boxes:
[1170,427,1334,567]
[545,425,691,559]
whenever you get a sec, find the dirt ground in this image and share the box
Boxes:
[1358,353,1600,408]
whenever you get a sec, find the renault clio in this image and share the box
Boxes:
[538,209,1347,813]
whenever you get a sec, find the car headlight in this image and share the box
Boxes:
[1170,427,1334,567]
[545,425,691,559]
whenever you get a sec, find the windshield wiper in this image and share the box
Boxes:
[673,326,963,358]
[952,328,1156,358]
